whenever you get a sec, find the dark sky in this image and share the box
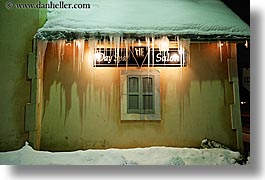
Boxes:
[220,1,250,102]
[221,0,250,25]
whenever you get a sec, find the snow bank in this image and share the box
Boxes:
[0,142,243,165]
[37,0,249,39]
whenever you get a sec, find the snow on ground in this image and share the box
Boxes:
[38,0,250,37]
[0,142,243,165]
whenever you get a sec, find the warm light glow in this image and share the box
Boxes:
[241,101,247,105]
[138,39,141,46]
[94,52,103,62]
[76,40,81,47]
[178,48,184,55]
[159,36,169,52]
[245,40,248,48]
[66,42,71,46]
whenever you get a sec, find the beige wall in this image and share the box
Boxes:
[39,42,241,151]
[0,0,47,151]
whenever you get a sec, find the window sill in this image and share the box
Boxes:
[120,120,161,123]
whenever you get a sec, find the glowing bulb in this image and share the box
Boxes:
[245,40,248,48]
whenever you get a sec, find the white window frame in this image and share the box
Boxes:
[120,70,161,121]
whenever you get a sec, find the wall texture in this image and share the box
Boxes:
[39,42,242,152]
[0,0,47,151]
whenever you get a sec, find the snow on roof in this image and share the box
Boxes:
[37,0,250,40]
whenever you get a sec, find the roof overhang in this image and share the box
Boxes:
[36,0,250,41]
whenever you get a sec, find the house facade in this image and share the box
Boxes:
[0,0,249,153]
[31,37,244,152]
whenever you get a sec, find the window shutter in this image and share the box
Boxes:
[127,75,155,114]
[141,76,155,114]
[128,76,140,113]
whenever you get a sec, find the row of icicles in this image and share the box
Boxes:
[37,35,190,74]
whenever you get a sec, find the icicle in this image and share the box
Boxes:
[177,36,180,54]
[57,41,61,72]
[57,40,65,72]
[76,39,85,74]
[88,38,98,69]
[152,36,155,67]
[88,39,93,68]
[117,35,121,66]
[219,41,223,62]
[226,41,229,59]
[114,35,120,66]
[109,35,113,57]
[125,38,129,72]
[146,37,150,74]
[37,40,48,65]
[120,36,123,61]
[181,38,190,66]
[37,40,48,105]
[51,40,56,55]
[179,39,183,81]
[159,36,169,52]
[103,36,106,58]
[113,36,117,64]
[72,40,76,72]
[181,40,183,67]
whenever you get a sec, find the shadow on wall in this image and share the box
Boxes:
[42,41,119,127]
[41,41,233,125]
[40,41,231,120]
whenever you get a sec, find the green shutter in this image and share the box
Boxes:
[141,76,155,114]
[127,75,155,114]
[127,76,140,113]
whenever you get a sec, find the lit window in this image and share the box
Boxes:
[121,70,161,121]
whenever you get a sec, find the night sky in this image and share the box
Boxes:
[221,0,250,67]
[221,0,250,107]
[221,0,250,25]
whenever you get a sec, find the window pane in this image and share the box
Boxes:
[143,77,153,93]
[128,95,139,110]
[128,77,139,93]
[143,95,153,110]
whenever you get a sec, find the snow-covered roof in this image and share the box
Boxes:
[36,0,250,40]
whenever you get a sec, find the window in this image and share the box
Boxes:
[127,76,154,114]
[121,70,161,121]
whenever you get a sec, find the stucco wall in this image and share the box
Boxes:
[39,42,240,151]
[0,0,47,151]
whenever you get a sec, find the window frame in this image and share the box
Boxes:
[121,70,161,121]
